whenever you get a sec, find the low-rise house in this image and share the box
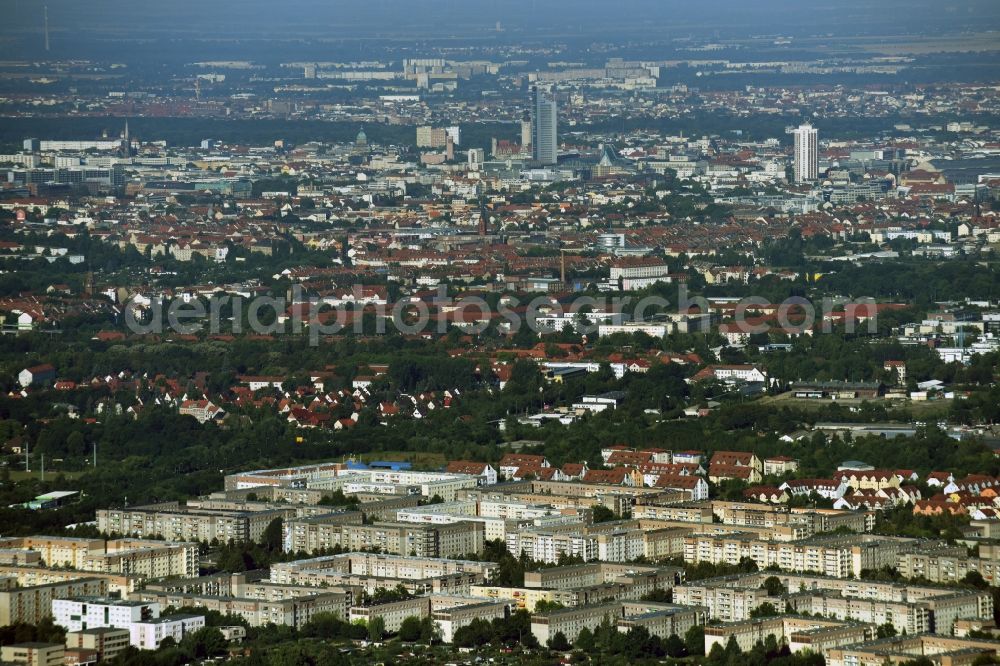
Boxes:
[18,364,56,388]
[498,454,551,479]
[179,399,225,424]
[708,464,761,484]
[763,456,799,477]
[834,470,901,492]
[913,499,969,516]
[583,468,633,486]
[708,452,763,484]
[654,474,709,500]
[444,461,498,486]
[743,486,789,504]
[689,365,767,384]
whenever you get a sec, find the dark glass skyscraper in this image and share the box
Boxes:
[532,86,558,165]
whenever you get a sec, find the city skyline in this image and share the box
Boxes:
[0,2,997,666]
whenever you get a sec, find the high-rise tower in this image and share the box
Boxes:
[531,86,558,165]
[792,123,818,183]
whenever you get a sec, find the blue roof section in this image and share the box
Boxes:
[368,461,412,471]
[343,460,413,471]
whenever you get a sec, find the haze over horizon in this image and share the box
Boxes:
[1,0,998,62]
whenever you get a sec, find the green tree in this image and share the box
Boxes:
[574,626,595,652]
[877,622,897,639]
[664,633,687,657]
[684,624,705,656]
[962,571,988,589]
[750,602,779,618]
[762,575,786,596]
[398,615,423,642]
[261,517,283,553]
[367,616,385,642]
[592,505,617,523]
[178,627,227,660]
[547,630,571,651]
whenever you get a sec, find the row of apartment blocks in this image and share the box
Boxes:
[268,551,498,588]
[500,509,872,566]
[284,500,579,554]
[224,464,479,502]
[682,532,908,578]
[131,556,572,642]
[468,561,686,612]
[267,490,878,566]
[530,601,705,646]
[9,545,997,660]
[0,536,197,579]
[96,501,293,544]
[347,594,509,642]
[284,516,486,558]
[0,577,109,626]
[95,493,424,544]
[704,615,875,656]
[0,551,504,636]
[285,496,873,554]
[674,571,993,635]
[700,617,1000,663]
[679,528,1000,586]
[504,519,689,564]
[897,542,1000,586]
[632,499,874,539]
[264,560,698,644]
[133,580,351,629]
[702,617,1000,664]
[223,460,711,510]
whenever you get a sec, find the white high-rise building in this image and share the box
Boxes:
[52,598,159,632]
[467,148,485,169]
[792,123,818,183]
[532,87,558,165]
[52,597,205,650]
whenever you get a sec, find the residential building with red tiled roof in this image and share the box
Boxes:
[560,463,588,480]
[18,364,56,387]
[445,461,498,485]
[179,399,225,424]
[654,474,709,500]
[606,450,654,468]
[707,464,761,484]
[763,456,799,477]
[779,479,847,501]
[743,486,789,504]
[600,444,633,464]
[582,468,632,486]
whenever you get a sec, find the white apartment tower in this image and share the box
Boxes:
[792,123,818,183]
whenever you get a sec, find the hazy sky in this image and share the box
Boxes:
[2,0,997,36]
[0,0,996,61]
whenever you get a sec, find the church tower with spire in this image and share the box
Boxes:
[119,120,133,157]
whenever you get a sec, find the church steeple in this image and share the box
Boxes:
[119,119,133,157]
